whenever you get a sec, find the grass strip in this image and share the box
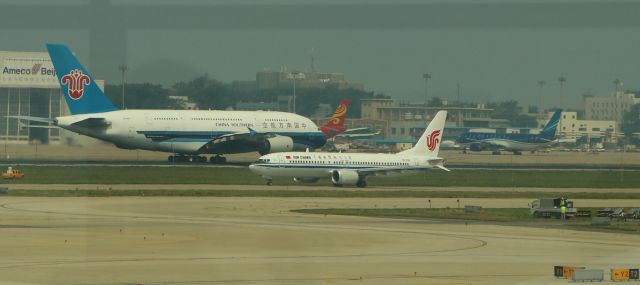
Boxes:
[0,166,638,188]
[293,207,535,222]
[5,189,640,199]
[292,208,640,233]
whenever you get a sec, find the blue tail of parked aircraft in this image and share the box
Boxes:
[46,44,118,115]
[540,109,562,138]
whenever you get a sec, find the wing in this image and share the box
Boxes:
[482,139,510,149]
[355,158,449,177]
[201,129,272,153]
[356,165,431,177]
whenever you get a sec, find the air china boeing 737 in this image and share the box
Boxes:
[249,111,449,187]
[11,44,329,163]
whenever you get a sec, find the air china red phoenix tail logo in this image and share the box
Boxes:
[61,69,90,100]
[426,130,441,151]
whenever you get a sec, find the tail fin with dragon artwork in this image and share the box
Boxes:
[319,99,349,138]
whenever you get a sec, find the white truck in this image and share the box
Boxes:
[530,198,578,218]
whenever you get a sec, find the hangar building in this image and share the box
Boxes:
[1,50,105,145]
[0,51,64,144]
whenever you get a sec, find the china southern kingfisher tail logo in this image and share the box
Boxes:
[426,129,441,151]
[61,69,90,100]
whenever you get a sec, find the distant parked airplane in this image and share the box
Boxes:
[319,99,349,138]
[456,110,561,155]
[249,111,449,187]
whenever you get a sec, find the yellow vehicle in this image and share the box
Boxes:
[2,167,24,179]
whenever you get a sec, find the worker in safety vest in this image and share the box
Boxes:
[560,197,566,222]
[561,205,567,222]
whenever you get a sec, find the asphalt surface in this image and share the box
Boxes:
[1,144,638,284]
[0,196,638,284]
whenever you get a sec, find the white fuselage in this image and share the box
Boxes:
[249,151,435,179]
[55,109,325,154]
[480,138,556,151]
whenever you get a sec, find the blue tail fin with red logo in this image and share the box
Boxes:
[46,44,118,115]
[399,111,447,157]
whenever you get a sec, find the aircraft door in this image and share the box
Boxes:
[122,115,134,139]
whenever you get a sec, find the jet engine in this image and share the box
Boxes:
[293,177,320,183]
[469,142,484,152]
[260,136,294,155]
[330,170,360,186]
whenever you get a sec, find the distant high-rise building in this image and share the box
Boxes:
[256,70,364,91]
[584,91,639,124]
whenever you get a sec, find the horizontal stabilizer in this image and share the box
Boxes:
[5,115,54,124]
[436,165,451,172]
[71,118,110,129]
[18,121,58,129]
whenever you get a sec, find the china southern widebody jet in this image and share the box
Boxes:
[12,44,327,163]
[456,109,561,155]
[250,111,449,187]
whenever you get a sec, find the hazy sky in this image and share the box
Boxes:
[1,0,639,109]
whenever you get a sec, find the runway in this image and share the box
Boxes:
[0,196,639,284]
[3,144,640,169]
[6,183,640,194]
[6,161,640,171]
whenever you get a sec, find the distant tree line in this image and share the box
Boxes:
[486,100,538,128]
[104,75,550,128]
[105,75,387,118]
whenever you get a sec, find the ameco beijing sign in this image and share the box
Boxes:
[0,53,58,88]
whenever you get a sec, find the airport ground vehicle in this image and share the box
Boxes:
[530,198,577,218]
[2,167,24,179]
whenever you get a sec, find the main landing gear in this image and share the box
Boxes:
[167,155,226,163]
[209,155,227,164]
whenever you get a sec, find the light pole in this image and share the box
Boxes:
[613,79,622,122]
[613,78,621,94]
[557,76,566,109]
[557,76,566,137]
[456,82,461,104]
[118,64,128,109]
[422,73,432,130]
[287,72,305,114]
[422,73,431,107]
[537,80,545,117]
